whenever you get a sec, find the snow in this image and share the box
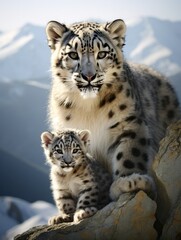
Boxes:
[130,35,156,58]
[0,197,57,240]
[0,29,20,49]
[142,46,171,65]
[0,23,50,81]
[0,34,33,60]
[26,80,50,90]
[126,17,142,27]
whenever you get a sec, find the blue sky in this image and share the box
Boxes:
[0,0,181,31]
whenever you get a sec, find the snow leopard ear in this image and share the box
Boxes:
[105,19,126,47]
[78,130,91,145]
[46,21,69,50]
[41,131,54,148]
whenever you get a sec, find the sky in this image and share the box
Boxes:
[0,0,181,31]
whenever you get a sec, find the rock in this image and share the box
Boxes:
[161,195,181,240]
[15,121,181,240]
[15,192,157,240]
[153,120,181,232]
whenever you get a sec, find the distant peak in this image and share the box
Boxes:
[19,23,43,33]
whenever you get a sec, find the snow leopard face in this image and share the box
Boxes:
[41,129,90,173]
[46,19,126,98]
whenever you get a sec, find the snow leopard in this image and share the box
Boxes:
[45,19,180,201]
[41,129,112,224]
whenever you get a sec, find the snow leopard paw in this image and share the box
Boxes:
[74,207,97,222]
[110,173,155,201]
[48,213,73,225]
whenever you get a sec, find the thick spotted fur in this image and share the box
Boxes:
[41,129,112,224]
[46,19,180,201]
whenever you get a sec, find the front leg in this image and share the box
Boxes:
[49,189,76,225]
[109,123,155,201]
[74,186,98,222]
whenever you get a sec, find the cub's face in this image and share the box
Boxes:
[41,130,90,173]
[46,19,126,98]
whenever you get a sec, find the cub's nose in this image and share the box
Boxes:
[63,155,72,164]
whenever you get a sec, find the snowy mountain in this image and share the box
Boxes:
[0,17,181,82]
[124,17,181,79]
[0,23,50,81]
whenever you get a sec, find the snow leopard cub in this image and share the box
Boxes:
[41,129,112,224]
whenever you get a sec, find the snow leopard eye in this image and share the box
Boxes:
[97,51,108,59]
[72,148,79,154]
[56,149,63,154]
[68,52,79,60]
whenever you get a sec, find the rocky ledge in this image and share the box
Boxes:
[15,121,181,240]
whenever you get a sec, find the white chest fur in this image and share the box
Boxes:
[51,95,110,168]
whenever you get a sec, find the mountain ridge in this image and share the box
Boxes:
[0,17,181,81]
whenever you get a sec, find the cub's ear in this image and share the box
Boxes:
[41,131,54,148]
[46,21,68,50]
[78,130,91,145]
[105,19,126,47]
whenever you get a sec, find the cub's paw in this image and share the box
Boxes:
[48,213,73,225]
[74,207,97,223]
[110,173,155,201]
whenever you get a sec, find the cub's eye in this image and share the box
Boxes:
[56,149,63,154]
[72,149,79,154]
[97,51,108,59]
[68,52,79,60]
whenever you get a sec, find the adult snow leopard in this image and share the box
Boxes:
[45,19,180,200]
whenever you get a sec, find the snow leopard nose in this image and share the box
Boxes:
[63,154,72,164]
[81,73,97,82]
